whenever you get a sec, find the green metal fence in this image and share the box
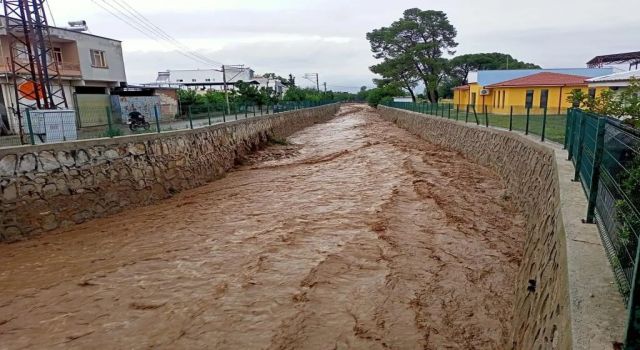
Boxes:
[385,101,640,348]
[383,101,567,143]
[566,109,640,349]
[0,99,337,148]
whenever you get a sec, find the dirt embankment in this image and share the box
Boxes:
[0,104,524,349]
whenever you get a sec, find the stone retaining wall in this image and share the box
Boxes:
[0,104,339,241]
[377,106,622,350]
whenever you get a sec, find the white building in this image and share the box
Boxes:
[147,68,285,95]
[0,17,127,132]
[587,69,640,90]
[151,67,254,91]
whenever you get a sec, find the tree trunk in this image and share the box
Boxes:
[405,83,417,102]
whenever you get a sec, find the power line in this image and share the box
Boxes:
[110,0,221,67]
[88,0,221,68]
[94,0,217,67]
[109,0,221,66]
[45,0,56,27]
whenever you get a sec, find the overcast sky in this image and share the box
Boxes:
[49,0,639,92]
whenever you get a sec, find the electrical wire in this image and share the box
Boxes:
[110,0,221,67]
[45,0,56,27]
[88,0,222,68]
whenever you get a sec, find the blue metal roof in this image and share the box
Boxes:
[476,68,616,86]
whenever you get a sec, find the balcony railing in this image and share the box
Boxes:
[0,58,82,77]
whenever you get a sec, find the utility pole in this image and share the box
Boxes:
[222,65,230,114]
[221,64,249,115]
[303,73,320,91]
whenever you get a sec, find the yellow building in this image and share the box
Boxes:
[452,68,615,115]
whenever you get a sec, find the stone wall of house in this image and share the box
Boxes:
[377,106,571,349]
[0,104,339,242]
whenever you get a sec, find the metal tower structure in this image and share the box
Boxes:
[3,0,68,139]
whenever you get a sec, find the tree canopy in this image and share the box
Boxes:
[448,53,540,85]
[367,8,458,102]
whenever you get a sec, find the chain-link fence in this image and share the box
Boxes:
[0,99,338,148]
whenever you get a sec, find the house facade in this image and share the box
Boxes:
[452,68,615,115]
[0,18,127,132]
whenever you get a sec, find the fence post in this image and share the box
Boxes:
[222,103,226,123]
[624,245,640,349]
[568,109,580,161]
[573,113,587,181]
[484,106,489,127]
[564,109,572,150]
[253,104,256,117]
[456,105,459,120]
[245,103,248,118]
[472,105,479,125]
[188,105,194,129]
[541,107,548,142]
[525,107,531,135]
[435,103,439,116]
[509,106,513,131]
[465,105,469,123]
[448,104,451,119]
[207,104,212,125]
[154,105,161,133]
[105,106,114,138]
[585,117,606,223]
[25,109,35,145]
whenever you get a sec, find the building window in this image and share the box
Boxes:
[192,79,197,82]
[53,47,63,63]
[525,90,534,108]
[205,78,211,82]
[90,49,107,68]
[176,79,183,82]
[540,89,549,108]
[502,91,506,108]
[588,88,596,99]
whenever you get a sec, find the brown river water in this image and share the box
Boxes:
[0,105,524,349]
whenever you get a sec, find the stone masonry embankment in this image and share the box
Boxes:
[377,106,622,350]
[0,104,339,241]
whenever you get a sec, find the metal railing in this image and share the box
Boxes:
[384,101,640,348]
[566,109,640,349]
[0,99,338,148]
[382,101,567,143]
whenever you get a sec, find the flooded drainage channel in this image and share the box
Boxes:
[0,105,524,349]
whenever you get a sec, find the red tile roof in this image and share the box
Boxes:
[486,72,589,88]
[452,84,470,90]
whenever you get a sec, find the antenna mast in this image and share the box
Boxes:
[3,0,68,140]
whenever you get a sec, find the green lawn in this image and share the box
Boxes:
[419,106,567,144]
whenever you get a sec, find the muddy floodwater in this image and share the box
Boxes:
[0,105,524,349]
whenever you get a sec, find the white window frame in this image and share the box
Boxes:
[53,47,63,64]
[90,49,107,68]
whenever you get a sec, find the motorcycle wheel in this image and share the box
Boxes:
[143,122,151,130]
[129,123,136,131]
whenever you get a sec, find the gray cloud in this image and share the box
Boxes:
[49,0,640,92]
